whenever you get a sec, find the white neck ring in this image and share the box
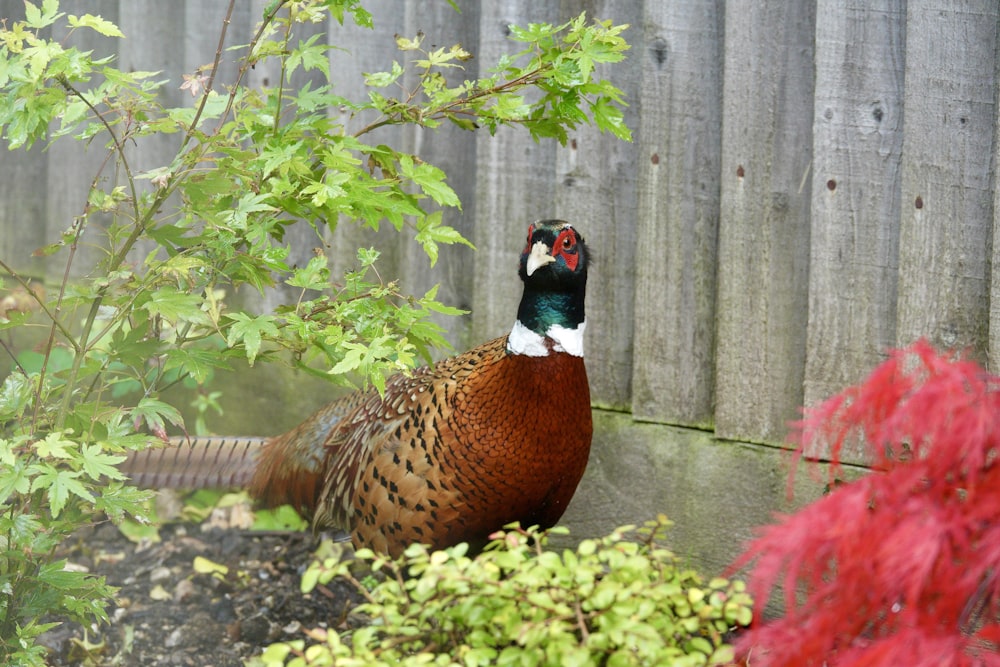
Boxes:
[506,319,586,357]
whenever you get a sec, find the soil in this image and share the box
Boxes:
[40,499,364,667]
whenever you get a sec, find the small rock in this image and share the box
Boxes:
[153,489,185,521]
[238,612,272,644]
[174,578,197,602]
[164,626,184,648]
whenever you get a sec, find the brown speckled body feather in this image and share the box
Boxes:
[123,220,592,557]
[302,335,592,555]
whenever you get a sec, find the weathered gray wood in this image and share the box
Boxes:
[117,3,188,277]
[896,1,996,362]
[7,1,1000,451]
[553,0,642,410]
[238,2,333,312]
[803,1,905,427]
[395,2,482,350]
[993,47,1000,374]
[42,1,120,279]
[117,2,187,165]
[715,0,816,443]
[470,2,561,344]
[631,0,724,426]
[324,1,406,285]
[0,0,48,279]
[561,410,842,580]
[184,2,248,93]
[0,138,48,279]
[993,239,1000,371]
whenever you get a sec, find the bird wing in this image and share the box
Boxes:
[312,337,509,552]
[248,390,369,517]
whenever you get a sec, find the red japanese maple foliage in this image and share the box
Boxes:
[732,340,1000,667]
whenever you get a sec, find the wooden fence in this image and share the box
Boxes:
[1,0,998,455]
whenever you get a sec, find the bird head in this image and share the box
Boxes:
[510,220,588,357]
[518,220,588,289]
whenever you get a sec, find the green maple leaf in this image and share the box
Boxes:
[132,398,184,434]
[143,287,211,326]
[415,212,474,266]
[34,432,75,459]
[225,312,280,365]
[80,443,127,481]
[67,14,124,37]
[32,465,93,517]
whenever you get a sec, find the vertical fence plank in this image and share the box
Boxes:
[42,0,120,279]
[993,231,1000,371]
[896,1,996,360]
[993,99,1000,372]
[0,0,48,279]
[715,0,816,443]
[118,3,188,278]
[0,137,47,278]
[184,2,248,89]
[804,1,905,422]
[552,0,642,410]
[632,0,724,426]
[237,1,332,312]
[324,1,408,283]
[470,2,562,343]
[117,3,187,169]
[395,3,482,350]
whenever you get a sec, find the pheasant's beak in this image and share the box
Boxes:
[526,241,556,276]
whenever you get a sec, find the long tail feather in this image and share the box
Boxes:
[122,436,267,489]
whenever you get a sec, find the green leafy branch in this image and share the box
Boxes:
[357,13,631,144]
[0,2,633,662]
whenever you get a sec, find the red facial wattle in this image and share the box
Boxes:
[553,228,579,272]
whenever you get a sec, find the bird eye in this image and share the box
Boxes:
[551,228,581,272]
[555,229,576,253]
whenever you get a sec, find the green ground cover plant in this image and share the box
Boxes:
[264,518,752,667]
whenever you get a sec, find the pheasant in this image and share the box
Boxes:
[122,220,592,557]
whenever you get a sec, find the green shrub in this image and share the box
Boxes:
[263,517,753,667]
[0,1,631,663]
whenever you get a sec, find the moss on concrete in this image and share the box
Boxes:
[559,409,861,576]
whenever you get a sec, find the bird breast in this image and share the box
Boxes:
[336,340,593,556]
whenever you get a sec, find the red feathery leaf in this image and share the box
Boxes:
[733,341,1000,666]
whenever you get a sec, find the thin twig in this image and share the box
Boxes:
[56,77,140,224]
[351,66,548,138]
[0,337,28,376]
[0,258,76,350]
[273,9,292,135]
[214,0,292,137]
[49,68,150,429]
[574,598,590,641]
[185,0,240,148]
[46,1,267,427]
